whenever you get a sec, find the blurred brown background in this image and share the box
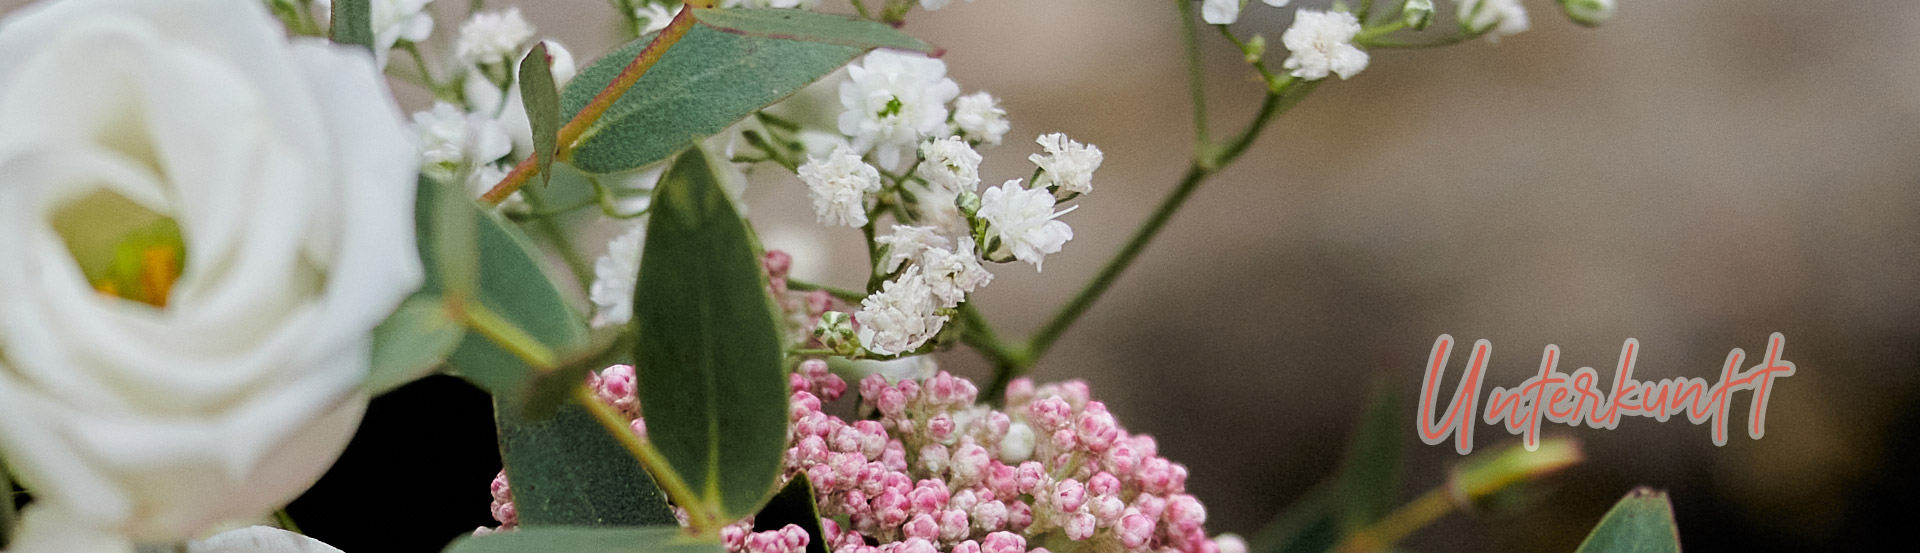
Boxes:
[7,0,1910,550]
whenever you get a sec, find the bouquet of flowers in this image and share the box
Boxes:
[0,0,1669,552]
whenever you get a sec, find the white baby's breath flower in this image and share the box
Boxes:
[950,91,1010,146]
[0,0,420,544]
[414,102,513,180]
[635,2,676,35]
[920,237,993,307]
[877,225,951,273]
[455,8,535,68]
[914,185,971,236]
[838,50,961,169]
[590,224,647,329]
[979,179,1076,271]
[798,148,883,227]
[1280,9,1369,81]
[1459,0,1529,41]
[855,267,947,356]
[1202,0,1241,25]
[313,0,434,69]
[918,137,983,193]
[1030,133,1103,195]
[921,0,975,11]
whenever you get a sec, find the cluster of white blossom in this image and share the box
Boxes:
[765,49,1100,357]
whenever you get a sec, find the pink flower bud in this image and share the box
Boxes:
[1103,442,1141,476]
[1131,494,1167,522]
[1118,514,1154,550]
[630,419,648,439]
[929,415,956,443]
[1027,397,1072,432]
[877,388,907,418]
[860,462,890,496]
[929,372,959,405]
[898,538,937,553]
[765,250,793,279]
[1005,378,1036,407]
[908,481,950,513]
[950,489,979,512]
[938,508,970,542]
[798,435,830,464]
[1056,380,1090,408]
[896,379,921,403]
[491,501,516,526]
[809,463,840,492]
[1165,494,1207,530]
[981,532,1027,553]
[821,518,842,544]
[918,443,950,475]
[1137,458,1173,495]
[854,420,889,459]
[1006,500,1034,531]
[1076,410,1119,452]
[1064,511,1097,540]
[831,424,864,453]
[1087,472,1121,497]
[806,290,834,317]
[874,489,910,527]
[1049,428,1079,452]
[952,541,983,553]
[986,412,1011,441]
[722,524,748,551]
[1131,435,1159,460]
[1166,463,1189,494]
[882,440,909,472]
[1052,478,1087,513]
[903,513,940,540]
[490,470,512,502]
[1090,495,1125,526]
[1015,462,1046,494]
[780,524,811,552]
[953,378,979,406]
[986,462,1019,497]
[791,372,813,395]
[950,443,991,486]
[860,374,890,405]
[970,499,1008,532]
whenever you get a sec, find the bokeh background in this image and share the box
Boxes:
[105,0,1920,551]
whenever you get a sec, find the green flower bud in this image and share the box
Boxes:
[1242,34,1267,64]
[1559,0,1615,27]
[1402,0,1435,30]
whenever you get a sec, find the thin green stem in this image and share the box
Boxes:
[273,509,303,534]
[1329,487,1456,553]
[850,0,873,20]
[1015,80,1320,378]
[788,279,865,302]
[862,220,882,292]
[1177,0,1211,146]
[463,301,560,369]
[574,386,718,533]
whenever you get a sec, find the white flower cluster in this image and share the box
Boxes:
[756,50,1101,357]
[1281,10,1368,81]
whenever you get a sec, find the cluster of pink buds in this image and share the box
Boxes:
[482,360,1240,553]
[765,250,839,346]
[722,520,814,553]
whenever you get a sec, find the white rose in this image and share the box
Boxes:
[0,0,421,548]
[9,510,342,553]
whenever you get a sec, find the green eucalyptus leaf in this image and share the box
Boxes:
[1573,488,1682,553]
[520,42,563,187]
[633,145,787,521]
[365,295,465,396]
[444,526,718,553]
[413,178,587,399]
[689,8,934,51]
[751,474,828,553]
[560,9,933,174]
[328,0,372,52]
[1335,382,1402,532]
[496,399,677,527]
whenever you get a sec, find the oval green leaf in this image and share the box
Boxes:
[632,145,787,521]
[366,295,465,396]
[496,399,677,527]
[561,9,933,174]
[1573,488,1682,553]
[520,42,563,186]
[328,0,372,52]
[444,526,720,553]
[413,178,587,398]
